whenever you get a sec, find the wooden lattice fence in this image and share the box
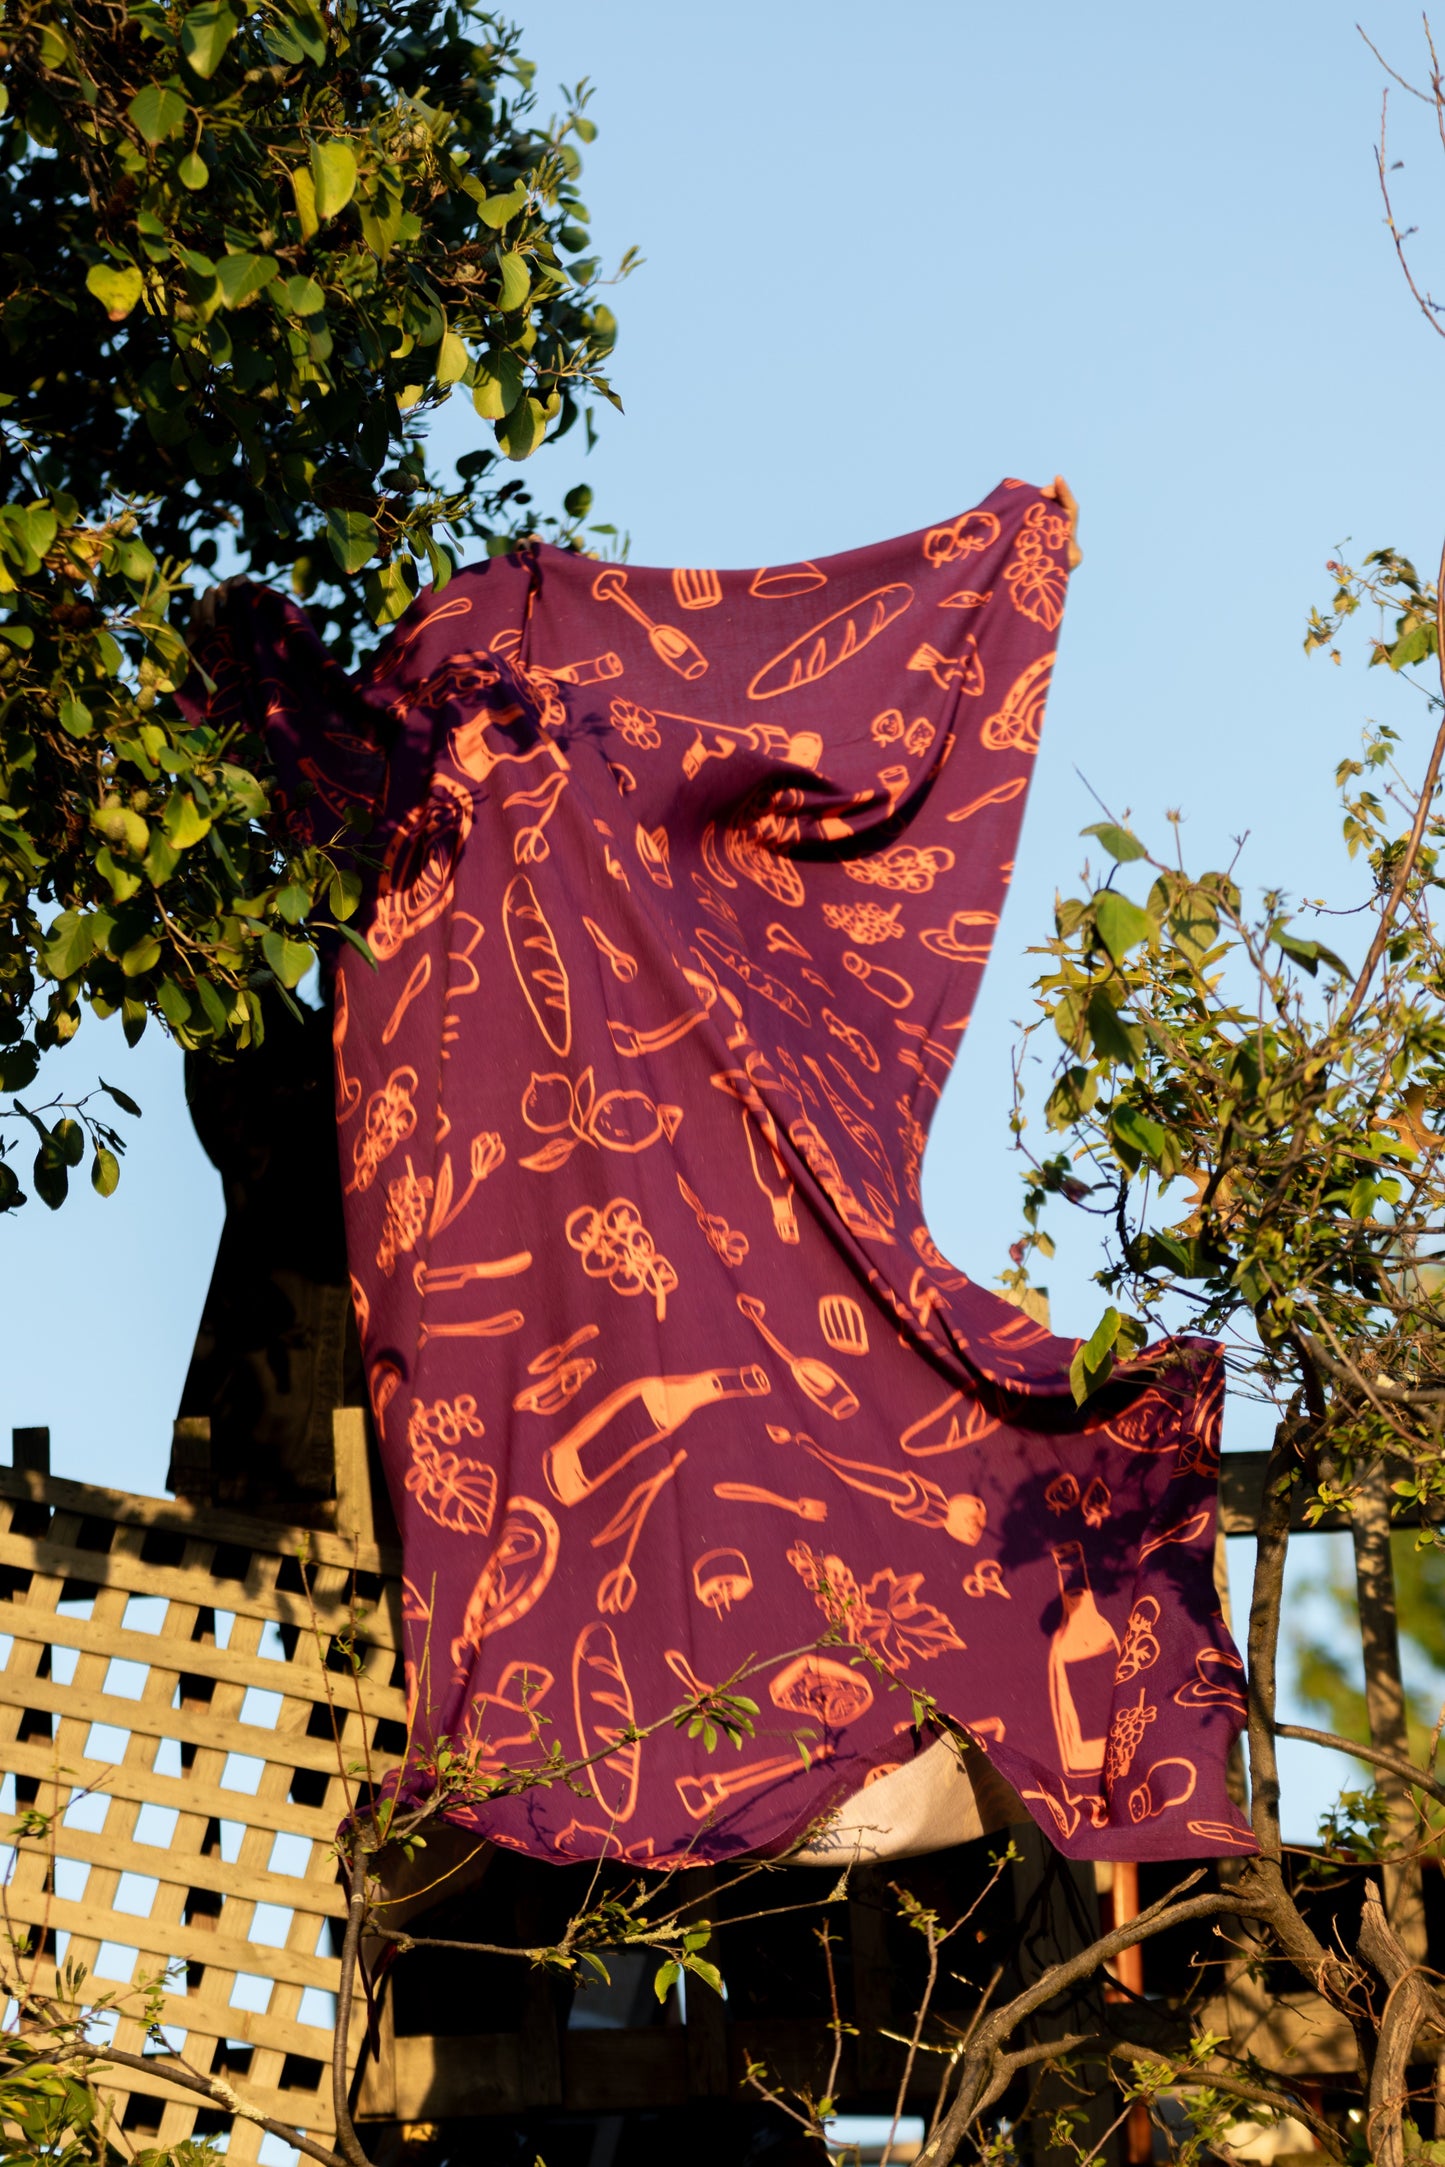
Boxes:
[0,1432,1413,2152]
[0,1424,404,2159]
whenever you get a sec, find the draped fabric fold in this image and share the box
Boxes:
[187,479,1254,1865]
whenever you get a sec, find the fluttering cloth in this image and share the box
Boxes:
[193,481,1253,1864]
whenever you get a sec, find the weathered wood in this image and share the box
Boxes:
[0,1593,404,1717]
[0,1459,402,1580]
[11,1426,50,1474]
[0,1462,397,2150]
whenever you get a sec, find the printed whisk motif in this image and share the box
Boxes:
[189,481,1254,1865]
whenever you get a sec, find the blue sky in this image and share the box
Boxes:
[7,1,1444,1836]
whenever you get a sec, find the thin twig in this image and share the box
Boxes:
[1340,533,1445,1025]
[1275,1721,1445,1806]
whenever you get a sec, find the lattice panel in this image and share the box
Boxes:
[0,1461,405,2159]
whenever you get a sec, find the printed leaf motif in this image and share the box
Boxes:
[857,1569,966,1668]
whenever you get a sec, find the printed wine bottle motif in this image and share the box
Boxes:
[544,1366,772,1504]
[1047,1540,1121,1776]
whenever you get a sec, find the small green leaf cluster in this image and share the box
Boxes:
[1014,558,1445,1534]
[0,0,629,1208]
[0,2038,224,2165]
[671,1686,760,1754]
[653,1928,724,2006]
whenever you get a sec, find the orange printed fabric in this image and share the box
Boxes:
[192,481,1254,1864]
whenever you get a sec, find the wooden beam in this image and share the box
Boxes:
[1219,1451,1429,1536]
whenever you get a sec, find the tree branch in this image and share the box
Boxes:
[1339,531,1445,1029]
[49,2044,348,2167]
[1275,1721,1445,1807]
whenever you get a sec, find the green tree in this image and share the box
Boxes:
[0,0,631,1210]
[1291,1534,1445,1764]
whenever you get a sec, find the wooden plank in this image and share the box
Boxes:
[0,1464,401,1579]
[82,2058,338,2133]
[0,1597,406,1720]
[1218,1450,1432,1536]
[1,1735,350,1843]
[0,1529,402,1645]
[4,1821,347,1919]
[0,1671,404,1780]
[371,2017,935,2123]
[365,2032,524,2120]
[1201,1987,1356,2077]
[23,1960,338,2066]
[0,1884,339,1992]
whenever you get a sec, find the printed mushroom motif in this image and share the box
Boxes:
[692,1548,753,1617]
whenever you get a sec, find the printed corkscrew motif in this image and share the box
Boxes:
[738,1295,859,1418]
[594,567,709,680]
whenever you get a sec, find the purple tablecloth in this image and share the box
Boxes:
[190,480,1253,1864]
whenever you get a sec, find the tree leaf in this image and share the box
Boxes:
[311,140,358,221]
[1112,1102,1167,1167]
[162,792,211,848]
[180,1,239,79]
[326,508,378,574]
[261,927,315,986]
[472,348,524,420]
[496,252,531,312]
[1082,820,1147,864]
[213,253,278,308]
[0,1043,41,1093]
[85,263,144,321]
[31,1145,68,1211]
[99,1079,143,1118]
[497,394,546,461]
[0,1160,25,1212]
[1093,890,1155,966]
[1268,920,1348,977]
[53,1118,85,1168]
[91,1146,121,1197]
[290,165,319,240]
[1086,987,1141,1066]
[435,329,468,387]
[274,274,325,315]
[128,85,188,144]
[178,150,209,190]
[333,918,377,968]
[329,867,363,921]
[478,182,528,230]
[41,910,96,980]
[121,934,162,978]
